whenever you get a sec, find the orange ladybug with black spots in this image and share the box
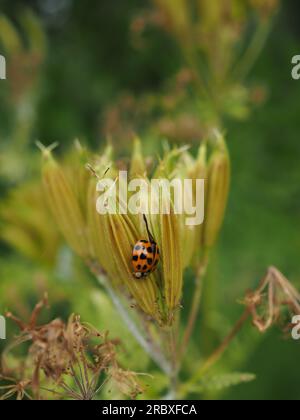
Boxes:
[132,216,160,279]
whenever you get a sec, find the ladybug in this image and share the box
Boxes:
[132,215,160,279]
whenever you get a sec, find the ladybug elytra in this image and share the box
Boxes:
[132,215,160,279]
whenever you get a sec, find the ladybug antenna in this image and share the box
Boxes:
[86,165,110,180]
[103,167,110,176]
[143,214,155,243]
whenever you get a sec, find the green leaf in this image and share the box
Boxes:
[189,372,256,393]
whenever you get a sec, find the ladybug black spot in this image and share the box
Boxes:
[137,265,141,270]
[132,255,138,261]
[140,253,147,260]
[147,258,153,265]
[143,265,148,271]
[147,247,153,253]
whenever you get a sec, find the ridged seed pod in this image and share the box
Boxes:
[102,211,163,323]
[130,137,147,179]
[202,132,230,249]
[41,150,89,259]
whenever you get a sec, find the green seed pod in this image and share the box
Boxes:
[175,144,207,268]
[130,137,146,178]
[102,211,163,323]
[88,172,162,321]
[149,193,183,320]
[191,143,207,262]
[153,146,190,179]
[93,144,115,177]
[202,132,230,249]
[0,181,60,266]
[64,141,92,216]
[161,209,183,317]
[181,223,197,270]
[41,150,89,259]
[172,151,199,270]
[189,143,207,182]
[87,178,120,285]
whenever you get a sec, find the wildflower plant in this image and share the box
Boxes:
[1,1,299,401]
[36,131,230,395]
[33,129,300,400]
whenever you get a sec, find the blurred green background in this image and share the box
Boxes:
[0,0,300,400]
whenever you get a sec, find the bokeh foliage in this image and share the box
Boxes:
[0,0,300,400]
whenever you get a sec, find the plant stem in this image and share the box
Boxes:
[164,323,179,399]
[94,271,172,376]
[178,253,209,362]
[195,309,251,377]
[179,308,251,397]
[233,19,273,82]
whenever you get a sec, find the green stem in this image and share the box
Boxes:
[233,19,273,82]
[163,323,179,399]
[95,272,172,376]
[179,309,250,398]
[178,252,209,362]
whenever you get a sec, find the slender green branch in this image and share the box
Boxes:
[233,19,273,82]
[178,252,209,362]
[179,308,251,398]
[163,323,179,400]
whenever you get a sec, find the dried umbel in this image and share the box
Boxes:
[0,376,32,400]
[178,266,300,398]
[244,266,300,333]
[1,297,144,400]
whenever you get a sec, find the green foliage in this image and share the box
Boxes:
[189,372,256,394]
[0,0,300,400]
